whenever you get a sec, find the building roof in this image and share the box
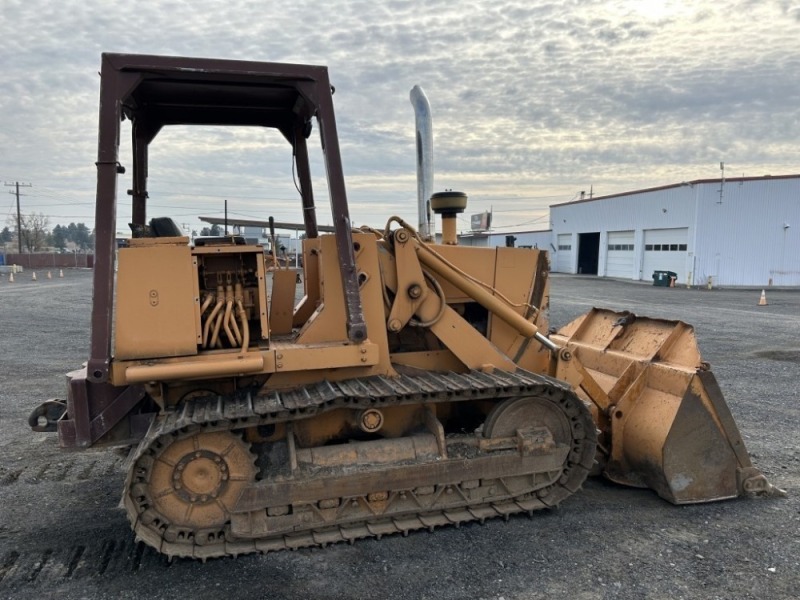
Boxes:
[551,174,800,208]
[199,216,335,233]
[491,229,552,235]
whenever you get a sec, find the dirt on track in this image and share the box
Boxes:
[0,269,798,600]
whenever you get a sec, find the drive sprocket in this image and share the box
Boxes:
[125,428,256,551]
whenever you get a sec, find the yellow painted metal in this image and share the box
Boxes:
[191,255,203,345]
[127,236,191,248]
[427,245,498,303]
[293,405,422,448]
[295,235,387,351]
[390,350,466,372]
[294,235,348,343]
[440,217,457,245]
[124,355,265,384]
[293,407,350,447]
[271,341,380,372]
[488,247,551,374]
[416,243,540,339]
[295,434,440,467]
[147,430,256,530]
[386,229,428,332]
[427,305,517,371]
[114,241,198,360]
[193,243,270,344]
[270,269,298,335]
[292,240,321,328]
[550,307,774,503]
[253,248,270,342]
[111,221,771,506]
[114,340,379,384]
[377,238,517,372]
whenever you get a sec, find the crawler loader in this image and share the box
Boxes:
[30,54,781,560]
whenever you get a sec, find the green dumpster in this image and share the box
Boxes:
[652,270,677,287]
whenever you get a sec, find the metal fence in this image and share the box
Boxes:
[2,253,94,269]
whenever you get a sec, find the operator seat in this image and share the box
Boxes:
[129,217,184,238]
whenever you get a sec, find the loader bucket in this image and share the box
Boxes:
[551,308,780,504]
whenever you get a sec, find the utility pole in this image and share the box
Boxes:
[5,181,32,253]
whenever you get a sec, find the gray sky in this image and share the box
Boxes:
[1,0,799,236]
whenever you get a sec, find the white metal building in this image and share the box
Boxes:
[547,175,800,286]
[449,230,552,250]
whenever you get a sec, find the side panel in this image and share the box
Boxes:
[430,245,497,302]
[115,243,198,359]
[489,247,545,348]
[490,247,551,373]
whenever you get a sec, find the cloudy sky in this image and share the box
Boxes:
[1,0,799,237]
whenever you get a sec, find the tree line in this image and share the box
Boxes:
[2,213,94,252]
[198,224,222,237]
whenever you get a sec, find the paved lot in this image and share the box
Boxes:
[0,269,798,599]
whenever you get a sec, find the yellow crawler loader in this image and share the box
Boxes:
[30,54,781,560]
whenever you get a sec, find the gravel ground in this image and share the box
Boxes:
[0,269,797,600]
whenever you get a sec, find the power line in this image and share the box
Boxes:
[22,202,95,209]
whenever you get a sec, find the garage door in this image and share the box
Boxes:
[642,228,688,283]
[605,230,635,279]
[555,234,572,273]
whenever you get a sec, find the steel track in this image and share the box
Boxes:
[123,369,597,559]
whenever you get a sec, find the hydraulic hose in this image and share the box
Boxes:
[223,284,236,347]
[236,298,249,355]
[203,287,225,348]
[199,292,215,316]
[199,292,216,348]
[210,284,227,348]
[231,282,244,345]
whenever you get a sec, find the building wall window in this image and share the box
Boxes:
[608,244,634,251]
[558,244,572,250]
[645,244,688,251]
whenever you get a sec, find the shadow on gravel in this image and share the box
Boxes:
[752,349,800,363]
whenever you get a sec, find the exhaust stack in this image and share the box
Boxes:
[410,85,434,241]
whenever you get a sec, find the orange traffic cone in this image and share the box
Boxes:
[59,269,64,278]
[32,271,37,281]
[47,271,52,279]
[758,290,768,306]
[8,272,14,283]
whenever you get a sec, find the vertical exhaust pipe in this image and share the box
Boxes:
[410,85,434,241]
